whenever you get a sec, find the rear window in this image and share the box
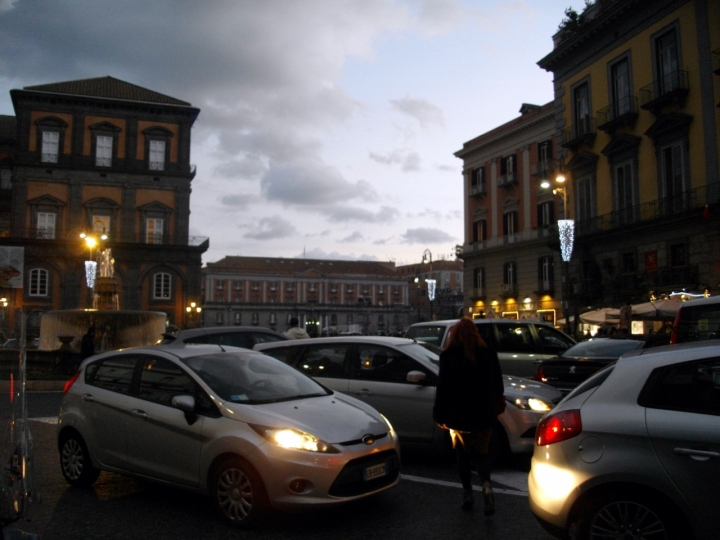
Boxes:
[404,325,450,347]
[673,304,720,343]
[563,364,615,401]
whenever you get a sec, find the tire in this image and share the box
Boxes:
[59,432,100,487]
[575,489,682,540]
[210,457,268,527]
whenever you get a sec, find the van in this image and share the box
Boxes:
[404,319,575,378]
[670,296,720,343]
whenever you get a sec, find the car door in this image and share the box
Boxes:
[285,342,352,394]
[347,344,437,442]
[80,355,139,469]
[123,356,205,487]
[643,358,720,537]
[491,322,540,378]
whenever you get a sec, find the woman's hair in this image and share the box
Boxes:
[446,318,487,360]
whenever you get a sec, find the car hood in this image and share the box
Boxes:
[502,374,562,402]
[221,392,388,444]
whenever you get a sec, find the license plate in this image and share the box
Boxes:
[364,462,387,481]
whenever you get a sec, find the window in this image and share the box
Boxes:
[85,357,137,395]
[670,243,687,267]
[149,140,166,171]
[252,281,260,290]
[269,313,276,325]
[216,312,224,325]
[661,143,686,211]
[362,285,370,294]
[234,312,242,325]
[503,262,516,286]
[472,167,486,194]
[347,284,353,293]
[537,201,554,229]
[378,285,384,294]
[251,313,259,325]
[347,314,353,324]
[41,131,59,163]
[573,82,591,136]
[36,212,56,239]
[29,268,49,296]
[640,359,720,416]
[330,314,337,325]
[611,58,632,116]
[251,295,259,304]
[472,219,487,243]
[146,218,163,244]
[216,280,224,290]
[153,272,171,300]
[138,357,196,406]
[92,215,110,235]
[96,135,113,167]
[500,155,515,185]
[269,281,277,291]
[538,140,553,165]
[356,345,430,384]
[622,253,636,274]
[615,161,636,223]
[576,176,596,224]
[234,280,242,290]
[0,169,12,190]
[538,256,553,291]
[503,211,518,236]
[291,344,349,378]
[656,30,680,95]
[330,283,337,293]
[308,282,316,292]
[473,267,485,294]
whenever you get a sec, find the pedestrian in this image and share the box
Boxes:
[284,317,310,339]
[80,326,96,359]
[433,318,504,516]
[100,325,112,352]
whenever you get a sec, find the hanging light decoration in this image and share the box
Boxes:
[85,261,97,289]
[558,219,574,262]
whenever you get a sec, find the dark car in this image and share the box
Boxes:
[156,326,288,349]
[533,334,670,394]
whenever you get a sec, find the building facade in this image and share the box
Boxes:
[455,103,563,324]
[396,258,464,322]
[201,256,412,336]
[537,0,720,314]
[0,77,208,337]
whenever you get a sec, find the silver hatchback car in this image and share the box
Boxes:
[256,336,562,458]
[57,345,400,526]
[529,341,720,539]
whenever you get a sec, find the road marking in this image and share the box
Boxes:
[401,474,527,497]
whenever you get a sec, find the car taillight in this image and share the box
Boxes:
[533,366,546,382]
[64,370,81,394]
[536,409,582,446]
[669,309,681,344]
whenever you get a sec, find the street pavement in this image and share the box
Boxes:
[3,392,556,540]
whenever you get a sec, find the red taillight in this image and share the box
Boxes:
[533,366,546,382]
[64,370,81,394]
[536,410,582,446]
[669,309,681,344]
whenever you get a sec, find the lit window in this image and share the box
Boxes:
[29,268,49,296]
[153,272,171,300]
[149,140,166,171]
[41,131,59,163]
[96,135,113,167]
[37,212,56,239]
[146,218,163,244]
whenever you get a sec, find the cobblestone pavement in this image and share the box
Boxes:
[3,393,557,540]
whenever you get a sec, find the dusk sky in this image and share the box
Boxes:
[0,0,588,267]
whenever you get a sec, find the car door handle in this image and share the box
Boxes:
[674,447,720,460]
[357,388,373,396]
[131,409,149,420]
[81,394,94,402]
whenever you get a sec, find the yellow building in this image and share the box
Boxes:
[538,0,720,311]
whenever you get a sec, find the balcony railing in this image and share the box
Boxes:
[561,117,597,149]
[640,70,689,111]
[576,182,719,236]
[596,96,638,132]
[498,172,516,187]
[41,153,58,164]
[470,184,486,197]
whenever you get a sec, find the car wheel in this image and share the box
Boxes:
[59,432,100,487]
[210,457,268,526]
[575,489,681,540]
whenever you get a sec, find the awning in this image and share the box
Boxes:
[630,299,683,320]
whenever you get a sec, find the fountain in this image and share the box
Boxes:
[38,248,167,351]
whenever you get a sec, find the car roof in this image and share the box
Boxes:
[162,326,285,342]
[679,295,720,307]
[620,339,720,366]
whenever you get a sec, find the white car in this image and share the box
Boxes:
[255,336,562,458]
[57,345,400,526]
[529,341,720,539]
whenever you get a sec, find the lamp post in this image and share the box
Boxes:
[186,302,202,328]
[541,162,574,334]
[422,249,435,321]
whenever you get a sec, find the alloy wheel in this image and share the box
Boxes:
[590,500,667,540]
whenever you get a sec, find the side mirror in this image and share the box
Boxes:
[406,370,426,384]
[171,394,196,412]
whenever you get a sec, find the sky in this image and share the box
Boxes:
[0,0,589,267]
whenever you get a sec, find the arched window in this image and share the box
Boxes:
[29,268,49,296]
[153,272,172,300]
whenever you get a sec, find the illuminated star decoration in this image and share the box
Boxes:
[558,219,575,262]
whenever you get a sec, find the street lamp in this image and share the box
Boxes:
[186,301,202,328]
[422,249,436,321]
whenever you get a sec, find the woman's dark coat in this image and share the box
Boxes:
[433,344,504,432]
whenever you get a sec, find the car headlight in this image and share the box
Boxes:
[250,425,339,453]
[511,397,553,411]
[381,414,396,439]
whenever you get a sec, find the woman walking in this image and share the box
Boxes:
[433,318,505,516]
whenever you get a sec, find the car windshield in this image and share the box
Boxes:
[562,338,645,358]
[404,325,448,347]
[400,342,440,366]
[182,351,331,405]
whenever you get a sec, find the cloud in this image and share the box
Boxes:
[389,94,445,128]
[321,205,400,224]
[243,216,297,240]
[401,227,455,244]
[295,248,380,261]
[220,193,260,210]
[339,231,364,243]
[213,155,267,180]
[369,149,421,172]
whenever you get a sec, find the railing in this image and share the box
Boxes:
[576,182,719,236]
[561,117,597,147]
[470,184,486,196]
[41,153,58,164]
[596,96,638,128]
[95,157,112,167]
[640,70,689,108]
[498,173,516,187]
[148,160,164,171]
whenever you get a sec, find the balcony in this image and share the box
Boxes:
[468,287,485,300]
[534,280,554,295]
[499,283,517,298]
[596,96,639,133]
[561,117,597,149]
[470,183,487,197]
[640,70,689,113]
[576,182,720,236]
[498,172,517,188]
